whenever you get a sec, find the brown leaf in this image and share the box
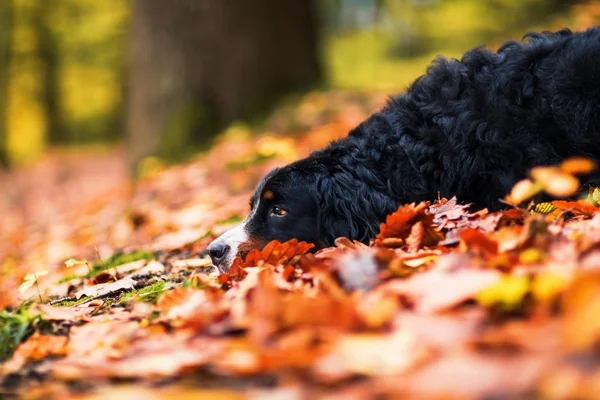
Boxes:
[74,277,136,299]
[33,304,96,321]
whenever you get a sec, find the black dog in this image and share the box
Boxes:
[208,28,600,272]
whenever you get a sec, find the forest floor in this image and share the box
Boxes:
[3,88,600,399]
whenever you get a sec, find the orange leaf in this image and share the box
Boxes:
[376,202,430,241]
[460,227,499,260]
[237,239,315,268]
[552,200,598,215]
[406,221,425,253]
[4,332,68,374]
[560,157,596,175]
[228,258,248,280]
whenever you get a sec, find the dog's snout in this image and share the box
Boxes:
[208,242,230,265]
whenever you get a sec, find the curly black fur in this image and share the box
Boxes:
[208,28,600,270]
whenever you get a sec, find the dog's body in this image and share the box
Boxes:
[209,28,600,271]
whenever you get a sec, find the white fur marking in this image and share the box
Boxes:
[211,221,249,272]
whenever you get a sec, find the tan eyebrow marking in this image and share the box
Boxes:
[263,190,274,200]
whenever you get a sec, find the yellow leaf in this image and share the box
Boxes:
[18,280,35,294]
[591,187,600,206]
[542,173,580,198]
[19,270,48,294]
[64,258,86,268]
[505,179,540,205]
[475,275,529,310]
[518,248,544,264]
[531,273,567,302]
[403,255,439,268]
[530,202,556,215]
[530,166,558,182]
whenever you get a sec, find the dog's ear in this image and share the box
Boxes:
[315,172,398,246]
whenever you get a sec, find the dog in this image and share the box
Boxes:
[208,28,600,272]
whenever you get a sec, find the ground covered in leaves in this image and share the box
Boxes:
[3,91,600,399]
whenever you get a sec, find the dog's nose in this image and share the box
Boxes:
[208,242,230,265]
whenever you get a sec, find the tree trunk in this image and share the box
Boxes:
[127,0,321,171]
[36,0,62,144]
[0,0,12,167]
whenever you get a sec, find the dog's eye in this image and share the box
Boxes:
[271,206,287,216]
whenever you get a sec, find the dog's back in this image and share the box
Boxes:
[340,28,600,209]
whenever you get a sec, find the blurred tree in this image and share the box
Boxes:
[35,0,61,144]
[127,0,321,171]
[0,0,12,167]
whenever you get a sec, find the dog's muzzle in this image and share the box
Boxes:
[207,223,248,272]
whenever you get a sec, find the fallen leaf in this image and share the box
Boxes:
[505,179,539,205]
[32,304,96,321]
[460,228,499,260]
[562,271,600,351]
[383,267,500,313]
[560,157,596,175]
[3,333,68,374]
[475,275,529,311]
[74,277,136,299]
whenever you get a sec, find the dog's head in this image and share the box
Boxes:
[207,156,399,272]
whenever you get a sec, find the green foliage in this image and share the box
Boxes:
[85,250,153,279]
[117,281,167,305]
[0,302,40,361]
[52,296,89,307]
[325,0,573,91]
[59,250,154,283]
[182,275,206,290]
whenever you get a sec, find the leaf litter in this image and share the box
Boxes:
[4,90,600,398]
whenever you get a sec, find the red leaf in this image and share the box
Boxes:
[460,228,499,260]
